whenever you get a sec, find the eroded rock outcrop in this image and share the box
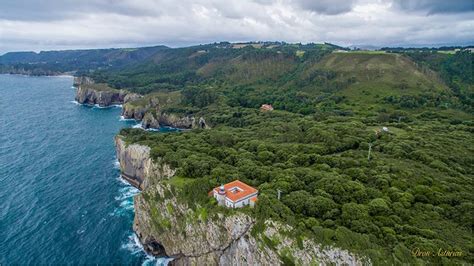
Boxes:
[73,76,94,87]
[114,136,175,189]
[75,85,127,107]
[115,135,368,266]
[74,77,140,107]
[142,111,208,129]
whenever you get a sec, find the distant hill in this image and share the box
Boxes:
[0,45,169,75]
[1,42,471,112]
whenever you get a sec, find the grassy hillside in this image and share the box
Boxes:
[300,53,450,112]
[104,44,471,120]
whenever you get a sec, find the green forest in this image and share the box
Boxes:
[3,43,472,264]
[114,44,472,264]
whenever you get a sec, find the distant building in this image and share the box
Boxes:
[210,180,258,208]
[375,126,389,136]
[260,104,274,112]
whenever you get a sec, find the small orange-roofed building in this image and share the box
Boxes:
[260,104,274,111]
[210,180,258,208]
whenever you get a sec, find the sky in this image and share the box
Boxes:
[0,0,473,54]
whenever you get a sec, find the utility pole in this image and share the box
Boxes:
[277,189,282,200]
[367,143,372,161]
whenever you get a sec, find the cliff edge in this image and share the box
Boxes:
[115,135,368,265]
[73,77,141,107]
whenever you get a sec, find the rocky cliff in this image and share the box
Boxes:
[115,137,175,190]
[115,135,368,266]
[73,78,141,107]
[73,76,94,87]
[75,85,128,107]
[122,96,209,129]
[142,111,208,129]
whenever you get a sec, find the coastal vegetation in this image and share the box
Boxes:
[113,44,472,264]
[2,42,472,264]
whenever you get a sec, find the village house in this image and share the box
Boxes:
[260,104,274,111]
[210,180,258,208]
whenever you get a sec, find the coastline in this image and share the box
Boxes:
[0,72,75,78]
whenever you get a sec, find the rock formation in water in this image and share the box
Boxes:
[73,77,141,107]
[75,85,127,107]
[115,135,368,266]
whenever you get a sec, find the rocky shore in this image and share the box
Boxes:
[114,136,368,266]
[73,77,208,129]
[75,85,127,107]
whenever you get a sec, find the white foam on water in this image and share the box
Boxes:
[120,115,137,121]
[132,123,144,129]
[92,104,122,109]
[115,186,140,201]
[116,175,131,186]
[92,104,108,109]
[122,233,173,266]
[70,100,81,105]
[113,159,120,169]
[110,175,140,216]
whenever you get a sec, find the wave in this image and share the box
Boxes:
[119,116,138,122]
[122,233,173,266]
[92,104,122,109]
[130,123,179,133]
[110,175,140,216]
[116,175,131,186]
[71,101,123,109]
[115,186,140,202]
[132,123,144,129]
[113,159,120,169]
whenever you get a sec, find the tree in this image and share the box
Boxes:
[182,86,218,107]
[369,198,390,215]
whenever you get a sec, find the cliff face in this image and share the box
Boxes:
[73,76,94,87]
[73,77,143,107]
[115,137,175,190]
[142,111,208,129]
[115,136,368,266]
[122,100,148,120]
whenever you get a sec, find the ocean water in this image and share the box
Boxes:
[0,75,166,264]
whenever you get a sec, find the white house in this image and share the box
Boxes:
[210,180,258,208]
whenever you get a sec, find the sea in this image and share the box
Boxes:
[0,74,169,264]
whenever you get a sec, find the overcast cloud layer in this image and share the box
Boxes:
[0,0,472,54]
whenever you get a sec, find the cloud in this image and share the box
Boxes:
[293,0,357,15]
[0,0,473,54]
[392,0,473,14]
[0,0,161,21]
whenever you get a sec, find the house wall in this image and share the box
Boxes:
[232,192,258,208]
[213,190,258,208]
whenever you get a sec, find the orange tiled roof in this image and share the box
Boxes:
[212,180,258,202]
[260,104,273,111]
